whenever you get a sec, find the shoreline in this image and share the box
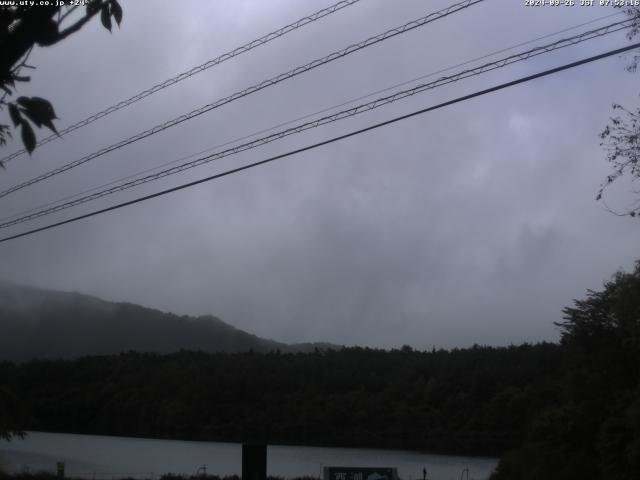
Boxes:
[0,432,498,480]
[13,431,501,461]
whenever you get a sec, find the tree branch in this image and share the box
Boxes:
[57,5,79,27]
[55,2,106,42]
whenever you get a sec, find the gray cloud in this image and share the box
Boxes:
[0,0,638,349]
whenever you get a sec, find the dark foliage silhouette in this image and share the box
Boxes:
[0,0,122,160]
[491,261,640,480]
[598,7,640,217]
[1,343,562,456]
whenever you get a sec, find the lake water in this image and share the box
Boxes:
[0,432,497,480]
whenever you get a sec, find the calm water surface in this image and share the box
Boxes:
[0,432,497,480]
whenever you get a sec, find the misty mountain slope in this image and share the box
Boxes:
[0,281,331,361]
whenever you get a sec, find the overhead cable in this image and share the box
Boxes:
[1,41,639,244]
[0,0,484,199]
[0,0,364,165]
[0,9,622,225]
[0,18,632,230]
[0,11,625,225]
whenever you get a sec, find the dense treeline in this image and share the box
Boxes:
[491,261,640,480]
[0,343,563,456]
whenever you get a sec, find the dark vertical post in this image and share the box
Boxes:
[242,443,266,480]
[56,462,64,478]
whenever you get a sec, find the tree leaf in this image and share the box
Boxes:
[110,0,123,26]
[101,4,112,31]
[15,96,59,134]
[29,97,57,119]
[27,97,58,134]
[21,122,36,154]
[16,96,30,108]
[20,107,43,128]
[8,103,22,127]
[34,18,59,47]
[42,119,59,135]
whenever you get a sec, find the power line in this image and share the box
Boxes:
[0,0,484,200]
[0,10,623,225]
[0,18,632,230]
[1,41,638,245]
[0,0,364,165]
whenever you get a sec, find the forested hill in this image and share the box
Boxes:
[0,280,335,361]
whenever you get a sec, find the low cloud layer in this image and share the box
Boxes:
[0,0,638,348]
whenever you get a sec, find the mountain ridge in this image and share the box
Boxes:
[0,280,339,361]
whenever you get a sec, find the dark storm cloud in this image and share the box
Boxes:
[0,0,638,348]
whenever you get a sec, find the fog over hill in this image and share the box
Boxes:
[0,280,337,361]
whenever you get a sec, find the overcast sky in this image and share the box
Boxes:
[0,0,638,349]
